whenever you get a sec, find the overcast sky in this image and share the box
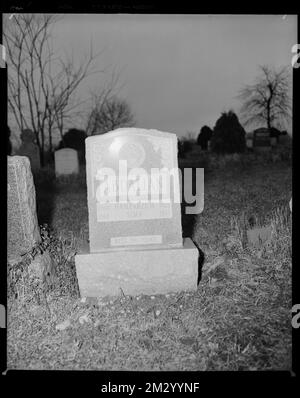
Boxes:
[9,14,297,143]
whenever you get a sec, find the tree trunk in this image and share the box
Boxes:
[267,86,272,129]
[40,129,45,168]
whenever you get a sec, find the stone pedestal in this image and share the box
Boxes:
[75,238,199,297]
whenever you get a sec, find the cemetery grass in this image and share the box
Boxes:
[7,160,292,371]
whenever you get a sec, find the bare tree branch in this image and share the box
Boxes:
[238,65,292,130]
[4,14,104,165]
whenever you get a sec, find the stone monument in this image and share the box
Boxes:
[75,128,200,297]
[18,129,40,170]
[7,156,55,281]
[7,156,41,263]
[54,148,79,176]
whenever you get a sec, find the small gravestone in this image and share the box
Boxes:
[54,148,79,176]
[18,129,40,170]
[7,156,41,263]
[246,134,253,149]
[246,139,253,149]
[253,128,271,152]
[75,128,200,297]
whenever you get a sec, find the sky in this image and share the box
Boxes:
[8,14,297,144]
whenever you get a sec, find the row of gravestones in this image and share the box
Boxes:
[15,129,80,176]
[8,128,200,297]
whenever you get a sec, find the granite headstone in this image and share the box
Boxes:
[75,128,200,297]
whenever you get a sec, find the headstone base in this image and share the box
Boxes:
[75,238,199,297]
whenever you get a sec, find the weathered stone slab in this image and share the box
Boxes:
[55,148,79,176]
[246,225,272,247]
[7,156,41,264]
[75,238,198,297]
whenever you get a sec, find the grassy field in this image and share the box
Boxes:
[7,152,292,371]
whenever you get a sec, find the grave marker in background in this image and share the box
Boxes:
[54,148,79,176]
[75,128,200,297]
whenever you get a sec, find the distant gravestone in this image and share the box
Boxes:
[18,129,40,170]
[253,128,271,152]
[246,137,253,149]
[270,137,277,147]
[75,128,200,297]
[54,148,79,176]
[7,156,41,264]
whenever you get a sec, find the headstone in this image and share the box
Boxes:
[246,138,253,149]
[54,148,79,176]
[7,156,41,264]
[75,128,200,297]
[253,128,271,152]
[0,304,5,328]
[18,129,40,170]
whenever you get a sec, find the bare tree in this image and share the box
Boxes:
[87,94,135,135]
[4,14,102,165]
[85,72,121,136]
[238,65,292,130]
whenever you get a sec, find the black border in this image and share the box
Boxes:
[1,1,299,391]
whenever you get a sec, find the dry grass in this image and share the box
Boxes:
[7,156,292,371]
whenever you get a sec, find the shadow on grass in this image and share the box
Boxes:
[33,166,87,226]
[33,168,57,226]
